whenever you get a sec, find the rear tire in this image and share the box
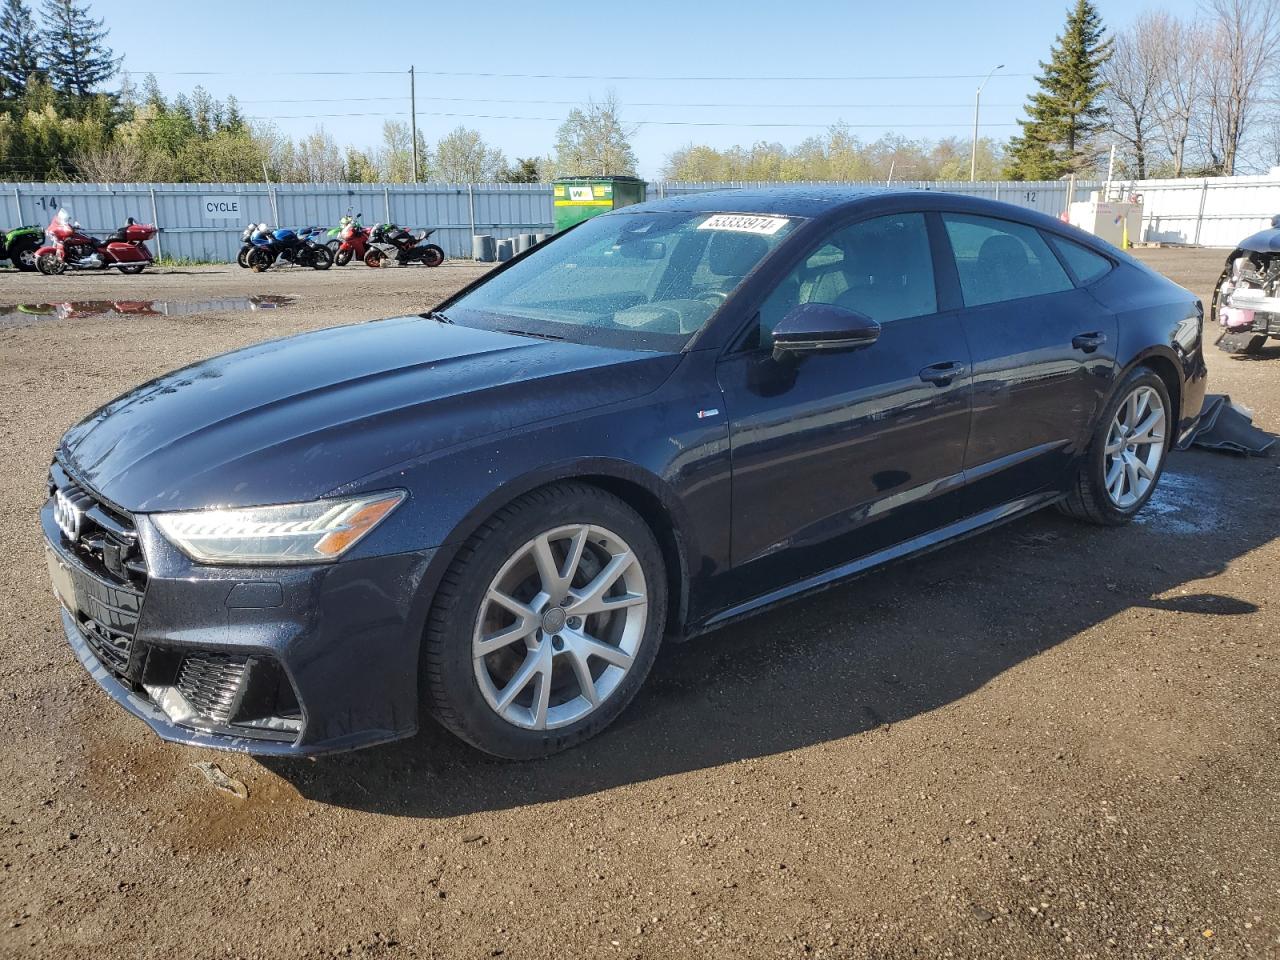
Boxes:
[10,238,39,271]
[1058,366,1171,526]
[116,264,145,274]
[309,246,332,270]
[422,243,445,267]
[423,482,667,759]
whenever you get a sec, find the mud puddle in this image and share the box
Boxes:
[0,295,294,328]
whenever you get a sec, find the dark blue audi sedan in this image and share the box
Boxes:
[42,188,1207,759]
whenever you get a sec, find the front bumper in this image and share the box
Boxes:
[42,498,437,756]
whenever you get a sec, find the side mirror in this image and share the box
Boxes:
[1271,213,1280,228]
[771,303,881,359]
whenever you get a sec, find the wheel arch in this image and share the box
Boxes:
[1121,347,1183,424]
[413,459,694,647]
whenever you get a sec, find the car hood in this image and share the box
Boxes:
[59,315,680,512]
[1236,225,1280,253]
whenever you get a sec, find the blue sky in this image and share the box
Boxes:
[96,0,1204,177]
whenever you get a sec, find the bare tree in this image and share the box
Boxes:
[1150,13,1211,176]
[1104,14,1165,177]
[1203,0,1280,174]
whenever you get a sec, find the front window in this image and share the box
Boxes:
[446,210,799,350]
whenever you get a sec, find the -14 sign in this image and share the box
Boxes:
[202,196,242,219]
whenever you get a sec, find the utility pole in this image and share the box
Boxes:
[409,65,419,184]
[970,63,1004,182]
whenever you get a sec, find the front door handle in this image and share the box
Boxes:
[918,361,968,386]
[1072,331,1107,352]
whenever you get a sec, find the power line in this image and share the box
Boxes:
[133,68,1032,82]
[239,93,1025,109]
[243,108,1020,129]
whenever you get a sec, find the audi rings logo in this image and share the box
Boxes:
[53,489,84,542]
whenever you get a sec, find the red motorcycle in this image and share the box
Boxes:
[333,214,371,267]
[36,210,156,275]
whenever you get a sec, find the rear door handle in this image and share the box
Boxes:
[918,361,968,386]
[1072,331,1107,352]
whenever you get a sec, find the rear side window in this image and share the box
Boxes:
[1046,234,1112,285]
[942,214,1073,307]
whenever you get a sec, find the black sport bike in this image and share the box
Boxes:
[364,224,445,268]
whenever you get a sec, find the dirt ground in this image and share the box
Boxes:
[0,250,1277,960]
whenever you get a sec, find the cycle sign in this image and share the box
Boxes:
[201,196,242,219]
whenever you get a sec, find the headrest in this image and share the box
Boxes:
[706,231,768,278]
[977,234,1029,267]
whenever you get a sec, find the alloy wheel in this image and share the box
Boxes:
[1103,385,1166,508]
[472,523,648,731]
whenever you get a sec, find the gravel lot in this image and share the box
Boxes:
[1,250,1277,960]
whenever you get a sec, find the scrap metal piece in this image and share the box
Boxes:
[192,760,249,799]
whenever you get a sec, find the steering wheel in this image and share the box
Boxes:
[700,290,729,307]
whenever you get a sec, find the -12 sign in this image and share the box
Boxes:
[202,196,242,219]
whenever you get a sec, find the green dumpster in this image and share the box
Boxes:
[552,176,646,231]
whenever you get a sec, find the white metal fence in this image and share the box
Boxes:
[5,175,1277,262]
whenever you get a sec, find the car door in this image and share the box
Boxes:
[714,211,974,607]
[937,212,1118,510]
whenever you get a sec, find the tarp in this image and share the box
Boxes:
[1181,394,1276,456]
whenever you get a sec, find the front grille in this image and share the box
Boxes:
[48,462,148,589]
[176,653,249,724]
[48,461,147,675]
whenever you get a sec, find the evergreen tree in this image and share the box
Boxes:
[39,0,116,99]
[0,0,41,97]
[1007,0,1112,179]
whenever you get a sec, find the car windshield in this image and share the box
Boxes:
[445,210,799,350]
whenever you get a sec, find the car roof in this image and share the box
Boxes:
[620,185,1128,260]
[624,186,895,218]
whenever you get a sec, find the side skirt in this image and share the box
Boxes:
[687,490,1065,639]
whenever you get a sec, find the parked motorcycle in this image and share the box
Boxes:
[1,224,44,271]
[364,223,445,268]
[237,222,276,268]
[333,214,370,266]
[246,226,333,271]
[35,210,156,275]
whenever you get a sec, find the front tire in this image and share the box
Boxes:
[423,482,667,759]
[1059,366,1171,526]
[36,253,65,275]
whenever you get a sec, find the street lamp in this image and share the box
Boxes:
[970,64,1004,182]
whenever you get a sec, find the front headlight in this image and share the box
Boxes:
[152,491,405,565]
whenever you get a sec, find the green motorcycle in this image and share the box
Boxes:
[2,224,44,271]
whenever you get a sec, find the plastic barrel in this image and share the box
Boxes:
[496,239,513,262]
[533,233,548,246]
[471,234,495,262]
[512,235,530,255]
[520,233,537,252]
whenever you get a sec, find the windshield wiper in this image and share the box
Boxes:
[504,327,565,342]
[424,310,453,324]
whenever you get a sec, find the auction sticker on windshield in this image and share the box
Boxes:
[698,214,790,235]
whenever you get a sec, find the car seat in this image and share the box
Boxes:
[975,234,1031,303]
[702,232,769,297]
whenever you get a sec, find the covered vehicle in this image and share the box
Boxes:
[1212,214,1280,354]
